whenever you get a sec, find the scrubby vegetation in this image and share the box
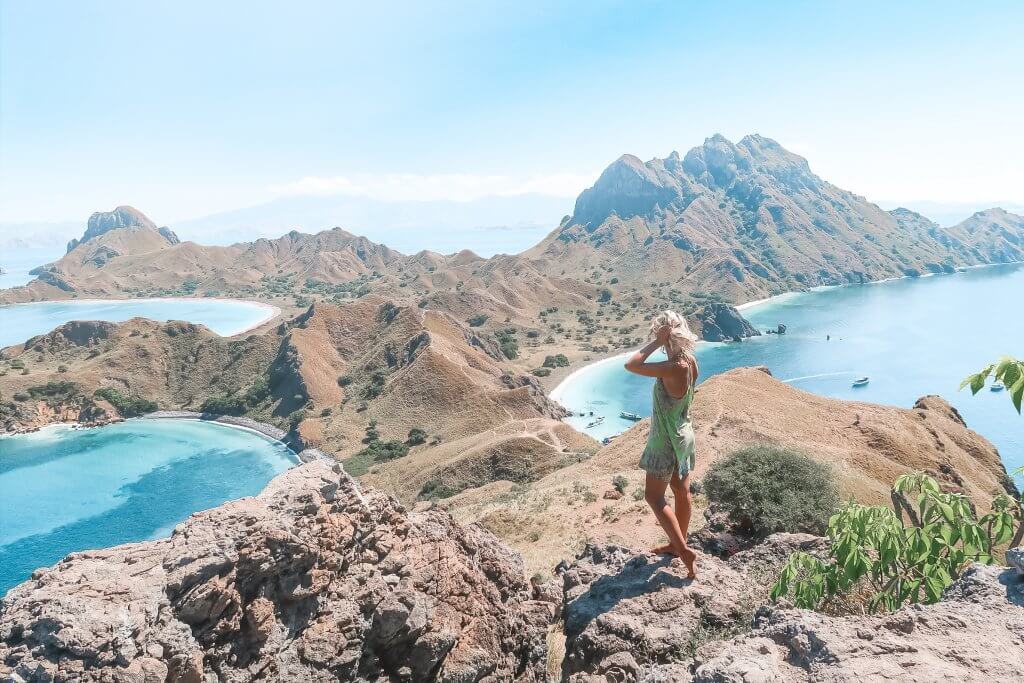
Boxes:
[704,444,839,538]
[542,354,570,368]
[345,422,411,476]
[407,427,428,445]
[772,472,1023,613]
[93,387,157,416]
[495,329,519,360]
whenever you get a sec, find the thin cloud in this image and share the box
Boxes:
[267,172,595,202]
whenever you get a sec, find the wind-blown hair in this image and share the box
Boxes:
[649,310,698,359]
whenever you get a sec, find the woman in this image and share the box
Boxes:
[624,310,699,579]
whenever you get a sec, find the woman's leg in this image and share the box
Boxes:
[670,471,693,543]
[645,473,697,578]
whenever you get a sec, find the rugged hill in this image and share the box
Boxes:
[0,300,587,468]
[525,134,1024,303]
[440,367,1016,574]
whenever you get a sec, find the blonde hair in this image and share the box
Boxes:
[649,310,698,359]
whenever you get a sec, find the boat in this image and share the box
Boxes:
[991,381,1005,392]
[585,416,605,429]
[619,411,643,421]
[852,376,870,387]
[601,435,618,445]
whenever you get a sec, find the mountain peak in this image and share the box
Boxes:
[67,206,178,253]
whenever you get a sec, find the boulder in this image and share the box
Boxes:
[557,536,818,681]
[693,563,1024,681]
[698,303,761,342]
[556,539,1023,681]
[0,461,552,682]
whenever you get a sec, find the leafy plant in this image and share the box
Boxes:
[407,427,427,445]
[961,356,1023,413]
[704,444,839,538]
[612,474,629,494]
[771,472,1023,613]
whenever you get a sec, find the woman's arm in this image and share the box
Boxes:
[624,332,676,378]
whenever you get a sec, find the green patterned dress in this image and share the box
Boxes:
[639,377,695,481]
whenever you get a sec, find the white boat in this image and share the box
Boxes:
[991,381,1005,392]
[852,376,870,387]
[619,411,643,421]
[586,416,605,428]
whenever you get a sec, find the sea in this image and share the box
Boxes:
[553,264,1024,482]
[0,419,296,596]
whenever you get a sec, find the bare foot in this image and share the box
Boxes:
[650,543,673,554]
[678,545,698,580]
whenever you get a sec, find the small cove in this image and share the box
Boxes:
[553,264,1024,481]
[0,297,279,348]
[0,418,297,596]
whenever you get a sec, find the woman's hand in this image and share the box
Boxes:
[655,324,671,347]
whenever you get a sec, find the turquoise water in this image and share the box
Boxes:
[0,298,277,347]
[555,264,1024,479]
[0,419,296,596]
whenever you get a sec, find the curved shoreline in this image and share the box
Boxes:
[550,261,1024,407]
[142,411,333,464]
[0,296,282,337]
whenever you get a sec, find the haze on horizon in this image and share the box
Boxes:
[2,1,1022,249]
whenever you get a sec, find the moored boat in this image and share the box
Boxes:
[852,376,870,387]
[619,411,643,421]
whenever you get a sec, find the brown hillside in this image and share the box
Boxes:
[444,367,1015,574]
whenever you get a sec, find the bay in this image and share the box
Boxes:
[553,264,1024,481]
[0,298,279,347]
[0,419,296,596]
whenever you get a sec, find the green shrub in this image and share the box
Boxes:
[407,427,428,445]
[612,474,629,494]
[419,478,461,500]
[337,375,353,387]
[772,472,1022,613]
[27,381,79,399]
[704,444,839,538]
[530,368,551,377]
[542,354,570,368]
[288,409,307,429]
[94,387,157,417]
[467,314,488,327]
[200,394,248,416]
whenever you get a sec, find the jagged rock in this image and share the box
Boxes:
[66,206,177,253]
[693,563,1024,681]
[698,303,761,342]
[0,461,552,682]
[557,536,818,681]
[1008,547,1024,575]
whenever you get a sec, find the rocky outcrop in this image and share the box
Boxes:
[558,535,823,681]
[693,563,1024,681]
[557,540,1024,681]
[697,303,760,342]
[65,206,177,253]
[0,461,552,682]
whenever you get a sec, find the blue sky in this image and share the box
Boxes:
[2,1,1022,226]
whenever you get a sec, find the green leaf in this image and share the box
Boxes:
[1010,375,1024,414]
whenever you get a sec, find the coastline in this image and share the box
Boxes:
[0,296,282,337]
[549,260,1024,410]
